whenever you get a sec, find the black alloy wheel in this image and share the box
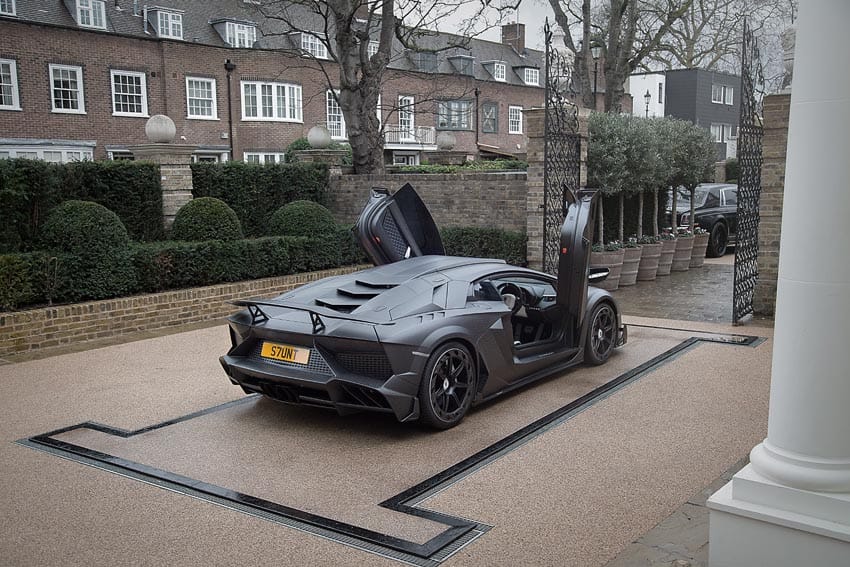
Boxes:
[584,302,616,365]
[707,223,728,257]
[419,342,476,429]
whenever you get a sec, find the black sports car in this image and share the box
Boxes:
[220,184,627,428]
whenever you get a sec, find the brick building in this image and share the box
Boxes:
[0,0,544,165]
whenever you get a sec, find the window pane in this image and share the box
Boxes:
[288,85,301,121]
[261,84,273,117]
[187,79,214,117]
[52,67,81,111]
[113,73,144,114]
[243,83,257,117]
[0,61,15,107]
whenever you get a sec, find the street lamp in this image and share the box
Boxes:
[644,89,651,117]
[591,44,602,102]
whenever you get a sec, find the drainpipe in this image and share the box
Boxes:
[474,87,480,151]
[224,59,236,161]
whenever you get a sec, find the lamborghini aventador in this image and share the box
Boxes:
[220,184,627,428]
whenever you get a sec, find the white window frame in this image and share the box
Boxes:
[710,123,736,143]
[77,0,106,29]
[185,77,218,120]
[240,80,302,122]
[0,146,93,162]
[301,34,329,59]
[724,86,734,105]
[326,90,346,139]
[49,64,86,114]
[226,22,256,48]
[392,152,419,166]
[398,95,414,140]
[110,70,148,117]
[244,152,285,164]
[157,11,183,40]
[367,40,379,59]
[712,84,734,105]
[523,68,539,86]
[0,0,16,16]
[508,105,523,134]
[0,59,21,111]
[493,62,506,82]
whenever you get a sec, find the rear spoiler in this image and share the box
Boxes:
[228,298,389,333]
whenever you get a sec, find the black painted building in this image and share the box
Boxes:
[664,69,742,161]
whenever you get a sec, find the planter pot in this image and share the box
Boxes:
[671,236,694,272]
[690,232,710,268]
[619,246,643,286]
[637,242,662,281]
[657,239,677,276]
[590,248,624,291]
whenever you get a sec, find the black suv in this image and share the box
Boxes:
[670,183,738,257]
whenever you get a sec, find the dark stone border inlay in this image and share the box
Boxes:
[18,330,761,565]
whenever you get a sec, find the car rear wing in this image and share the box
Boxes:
[229,298,390,333]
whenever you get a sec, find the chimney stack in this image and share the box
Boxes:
[501,22,526,53]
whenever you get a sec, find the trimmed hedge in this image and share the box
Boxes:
[0,159,163,253]
[441,227,527,266]
[0,252,70,309]
[268,200,337,238]
[40,201,137,301]
[191,161,330,237]
[170,197,244,242]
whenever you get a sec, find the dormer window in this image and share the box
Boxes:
[410,51,437,73]
[448,55,474,76]
[301,34,328,59]
[523,68,539,86]
[77,0,106,29]
[226,22,256,48]
[157,11,183,40]
[493,62,506,82]
[0,0,16,16]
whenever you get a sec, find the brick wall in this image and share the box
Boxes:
[754,93,790,316]
[0,266,363,359]
[327,172,528,233]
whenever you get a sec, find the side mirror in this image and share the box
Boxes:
[588,267,609,283]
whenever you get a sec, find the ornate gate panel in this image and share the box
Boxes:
[733,19,765,324]
[543,21,581,276]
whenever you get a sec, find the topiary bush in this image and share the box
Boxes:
[170,197,244,242]
[268,200,337,238]
[441,227,527,266]
[39,200,136,301]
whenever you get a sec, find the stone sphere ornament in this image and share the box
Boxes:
[307,124,332,149]
[145,114,177,143]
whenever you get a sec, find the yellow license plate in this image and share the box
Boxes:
[260,342,310,365]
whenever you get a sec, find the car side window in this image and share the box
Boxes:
[704,190,721,208]
[724,189,737,206]
[471,280,502,301]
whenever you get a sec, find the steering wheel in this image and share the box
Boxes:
[497,282,524,315]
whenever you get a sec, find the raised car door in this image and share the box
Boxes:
[353,183,445,265]
[557,190,598,329]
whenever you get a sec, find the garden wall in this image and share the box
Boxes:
[327,172,528,233]
[0,265,363,359]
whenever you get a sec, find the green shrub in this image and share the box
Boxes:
[170,197,244,242]
[268,200,337,238]
[284,137,313,163]
[0,159,64,253]
[441,227,527,266]
[725,158,740,182]
[190,161,330,236]
[0,255,33,310]
[39,200,136,301]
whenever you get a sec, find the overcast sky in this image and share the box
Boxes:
[438,0,555,51]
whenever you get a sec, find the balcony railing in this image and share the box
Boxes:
[383,125,436,146]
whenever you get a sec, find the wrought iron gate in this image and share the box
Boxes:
[733,19,765,324]
[542,21,581,276]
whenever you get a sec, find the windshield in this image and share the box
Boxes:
[676,187,709,208]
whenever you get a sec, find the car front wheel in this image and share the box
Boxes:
[585,302,616,365]
[419,342,476,429]
[707,223,728,257]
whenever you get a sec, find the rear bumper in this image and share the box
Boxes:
[219,352,420,422]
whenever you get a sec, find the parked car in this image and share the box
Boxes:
[669,183,738,257]
[219,184,627,429]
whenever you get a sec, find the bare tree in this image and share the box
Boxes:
[546,0,693,112]
[255,1,517,174]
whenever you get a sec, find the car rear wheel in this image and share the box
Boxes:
[585,302,616,366]
[419,342,476,429]
[707,223,728,257]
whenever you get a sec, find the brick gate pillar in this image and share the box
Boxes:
[524,107,589,271]
[129,115,197,230]
[753,93,791,316]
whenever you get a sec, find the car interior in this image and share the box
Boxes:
[473,276,562,346]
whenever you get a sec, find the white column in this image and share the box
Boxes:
[708,1,850,564]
